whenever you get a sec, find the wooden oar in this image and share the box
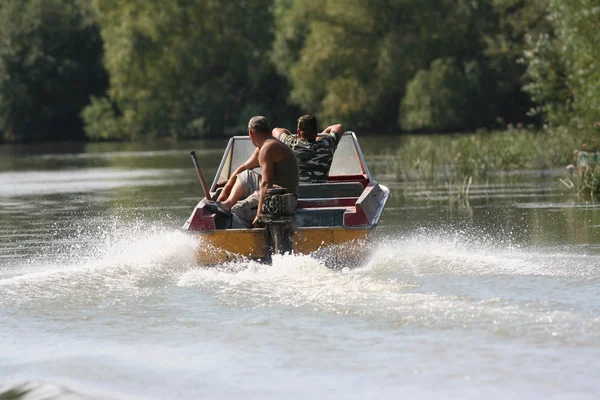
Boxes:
[190,151,213,201]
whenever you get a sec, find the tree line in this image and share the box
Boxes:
[0,0,598,143]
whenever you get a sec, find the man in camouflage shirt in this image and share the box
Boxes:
[273,115,344,183]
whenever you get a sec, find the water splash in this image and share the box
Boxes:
[0,219,198,306]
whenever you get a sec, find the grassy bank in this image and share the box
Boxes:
[387,127,593,183]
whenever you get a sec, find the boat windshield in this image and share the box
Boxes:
[214,133,366,186]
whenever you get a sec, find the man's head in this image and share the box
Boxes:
[248,116,271,146]
[297,115,318,140]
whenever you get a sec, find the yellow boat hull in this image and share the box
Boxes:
[194,227,371,265]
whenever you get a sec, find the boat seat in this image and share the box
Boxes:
[293,207,346,227]
[299,182,364,199]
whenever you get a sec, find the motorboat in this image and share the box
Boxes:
[183,132,390,265]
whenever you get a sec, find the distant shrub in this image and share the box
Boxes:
[81,97,127,141]
[399,58,473,132]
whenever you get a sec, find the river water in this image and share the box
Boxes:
[1,137,599,399]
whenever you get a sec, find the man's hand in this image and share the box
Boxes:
[252,214,263,227]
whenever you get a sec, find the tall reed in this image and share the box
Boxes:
[374,127,596,203]
[386,127,587,182]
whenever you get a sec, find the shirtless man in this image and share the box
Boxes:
[272,115,344,183]
[212,116,299,228]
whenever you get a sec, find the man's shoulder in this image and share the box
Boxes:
[267,138,295,156]
[263,138,285,150]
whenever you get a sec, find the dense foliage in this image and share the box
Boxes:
[84,0,294,140]
[0,0,598,142]
[0,0,106,142]
[523,0,600,129]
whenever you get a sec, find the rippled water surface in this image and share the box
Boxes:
[1,138,600,399]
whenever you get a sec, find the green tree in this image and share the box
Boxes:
[523,0,600,128]
[272,0,517,132]
[401,0,552,131]
[273,0,568,133]
[400,58,480,132]
[0,0,107,142]
[87,0,289,139]
[482,0,552,127]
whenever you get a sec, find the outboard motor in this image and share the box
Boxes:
[259,187,297,262]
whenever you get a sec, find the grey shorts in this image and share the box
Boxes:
[230,170,261,228]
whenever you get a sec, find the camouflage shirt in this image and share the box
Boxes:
[279,132,338,183]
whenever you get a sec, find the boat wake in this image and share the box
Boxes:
[3,223,600,341]
[365,228,600,279]
[176,228,600,341]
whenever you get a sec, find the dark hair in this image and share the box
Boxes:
[297,115,318,135]
[248,116,271,134]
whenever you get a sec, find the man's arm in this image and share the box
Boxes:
[318,123,344,144]
[272,127,291,140]
[217,147,260,201]
[253,144,274,226]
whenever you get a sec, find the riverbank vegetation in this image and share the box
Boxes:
[390,128,581,182]
[376,123,600,203]
[0,0,598,146]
